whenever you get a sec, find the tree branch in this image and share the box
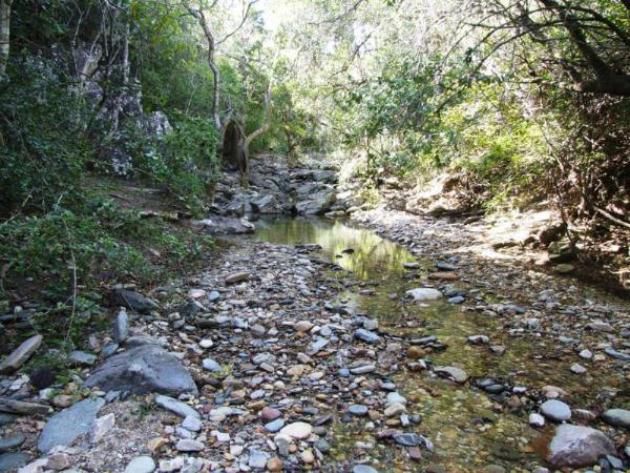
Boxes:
[216,0,257,46]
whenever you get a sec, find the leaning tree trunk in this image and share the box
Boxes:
[0,0,12,78]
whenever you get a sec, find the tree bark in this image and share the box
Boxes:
[0,0,12,78]
[188,6,222,130]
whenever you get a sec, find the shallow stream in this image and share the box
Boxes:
[251,217,627,472]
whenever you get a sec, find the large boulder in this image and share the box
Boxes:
[295,183,336,215]
[546,424,615,468]
[38,398,105,453]
[84,345,197,395]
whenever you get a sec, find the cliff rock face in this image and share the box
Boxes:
[61,42,173,176]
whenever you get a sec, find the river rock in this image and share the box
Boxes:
[434,366,468,383]
[307,338,329,355]
[91,413,115,443]
[406,288,442,301]
[604,347,630,361]
[529,413,545,428]
[540,400,571,422]
[0,433,24,452]
[182,415,202,432]
[601,408,630,429]
[38,398,105,453]
[578,349,593,360]
[266,457,283,472]
[176,439,204,452]
[0,398,49,416]
[350,364,375,375]
[279,422,312,439]
[0,335,43,374]
[155,396,200,419]
[467,335,489,345]
[0,415,16,427]
[393,433,430,448]
[68,350,97,366]
[248,449,270,469]
[569,363,586,374]
[353,466,378,473]
[202,358,221,373]
[546,424,615,468]
[225,271,250,284]
[354,329,380,344]
[348,404,368,416]
[0,452,30,472]
[110,289,158,313]
[386,392,407,406]
[84,345,197,395]
[265,419,285,433]
[260,407,282,421]
[113,308,129,343]
[124,456,156,473]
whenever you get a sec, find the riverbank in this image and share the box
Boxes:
[1,215,629,472]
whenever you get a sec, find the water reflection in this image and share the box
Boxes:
[255,217,417,281]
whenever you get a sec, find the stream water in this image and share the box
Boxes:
[251,217,628,472]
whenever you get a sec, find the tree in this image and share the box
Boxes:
[469,0,630,96]
[0,0,12,78]
[186,0,258,130]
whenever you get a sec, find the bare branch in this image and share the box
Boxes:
[216,0,258,46]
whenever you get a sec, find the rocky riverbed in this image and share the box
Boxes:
[1,213,629,473]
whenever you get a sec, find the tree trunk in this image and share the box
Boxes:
[208,58,221,130]
[122,20,130,86]
[188,7,222,130]
[0,0,12,78]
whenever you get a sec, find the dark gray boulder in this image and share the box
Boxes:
[0,452,30,472]
[110,289,159,314]
[84,345,197,395]
[38,398,105,453]
[295,183,336,215]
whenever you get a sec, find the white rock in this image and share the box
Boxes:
[578,349,593,360]
[158,457,185,472]
[90,413,115,443]
[570,363,587,374]
[406,288,442,301]
[182,415,202,432]
[279,422,312,440]
[124,456,156,473]
[199,339,213,349]
[529,413,545,428]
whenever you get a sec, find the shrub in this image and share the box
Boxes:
[0,58,92,216]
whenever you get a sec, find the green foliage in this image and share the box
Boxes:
[0,197,214,301]
[132,1,214,116]
[0,59,92,215]
[133,116,220,215]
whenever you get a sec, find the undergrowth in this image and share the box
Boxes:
[0,196,214,349]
